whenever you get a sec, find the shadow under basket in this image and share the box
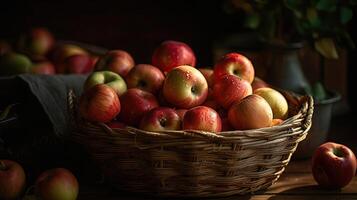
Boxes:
[68,91,314,198]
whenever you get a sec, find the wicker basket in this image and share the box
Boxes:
[69,90,313,198]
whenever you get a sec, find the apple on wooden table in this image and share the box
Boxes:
[312,142,357,189]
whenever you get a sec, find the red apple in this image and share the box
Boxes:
[198,68,214,87]
[57,54,94,74]
[52,44,88,65]
[254,87,288,120]
[163,65,208,109]
[214,52,255,84]
[18,27,55,59]
[183,106,222,132]
[252,77,270,91]
[84,71,127,97]
[79,84,121,123]
[312,142,357,189]
[212,74,252,109]
[31,61,56,75]
[152,40,196,72]
[228,94,273,130]
[125,64,165,94]
[140,107,181,131]
[0,160,26,200]
[35,168,78,200]
[118,88,159,126]
[95,50,135,77]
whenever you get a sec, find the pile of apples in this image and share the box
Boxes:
[0,27,101,76]
[79,40,289,133]
[0,159,78,200]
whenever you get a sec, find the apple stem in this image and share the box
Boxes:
[0,161,6,170]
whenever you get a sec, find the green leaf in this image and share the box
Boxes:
[316,0,337,12]
[314,38,339,59]
[312,82,327,101]
[340,7,353,24]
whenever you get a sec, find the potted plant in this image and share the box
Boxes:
[219,0,356,158]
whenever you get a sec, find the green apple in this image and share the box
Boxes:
[84,71,127,96]
[0,53,32,75]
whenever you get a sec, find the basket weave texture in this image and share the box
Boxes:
[69,90,314,198]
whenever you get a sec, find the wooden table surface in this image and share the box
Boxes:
[78,160,357,200]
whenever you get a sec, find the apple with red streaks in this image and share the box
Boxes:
[118,88,159,126]
[79,84,121,123]
[163,65,208,109]
[213,74,252,109]
[183,106,222,132]
[214,52,255,84]
[312,142,357,189]
[125,64,165,94]
[95,50,135,77]
[228,94,273,130]
[152,40,196,72]
[140,107,181,131]
[31,61,56,75]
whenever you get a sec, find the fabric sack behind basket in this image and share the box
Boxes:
[0,74,96,182]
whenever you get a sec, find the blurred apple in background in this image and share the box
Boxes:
[252,77,270,91]
[52,44,88,66]
[254,88,288,120]
[0,40,12,56]
[163,65,208,109]
[312,142,356,189]
[17,27,54,60]
[152,40,196,72]
[95,50,135,77]
[58,54,94,74]
[183,106,222,132]
[84,71,127,97]
[214,52,255,84]
[118,88,159,126]
[198,68,214,87]
[35,168,78,200]
[213,74,252,109]
[79,84,121,123]
[0,52,32,75]
[125,64,165,94]
[228,94,273,130]
[140,107,181,131]
[31,61,56,75]
[0,160,26,200]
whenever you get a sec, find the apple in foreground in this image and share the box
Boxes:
[31,61,56,75]
[125,64,165,94]
[95,50,135,77]
[152,40,196,72]
[84,71,127,96]
[35,168,78,200]
[214,52,255,84]
[0,160,26,200]
[183,106,222,132]
[163,65,208,109]
[312,142,357,189]
[140,107,181,131]
[213,74,252,109]
[79,84,121,123]
[228,94,273,130]
[254,87,288,120]
[118,88,159,126]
